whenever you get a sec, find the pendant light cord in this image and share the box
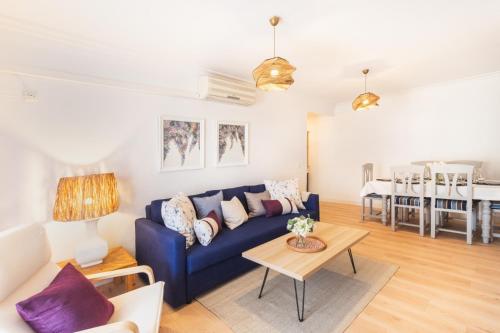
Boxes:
[364,73,367,93]
[273,26,276,57]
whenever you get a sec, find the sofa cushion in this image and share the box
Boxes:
[194,211,221,246]
[150,192,206,225]
[265,178,306,210]
[192,191,224,222]
[262,198,298,217]
[221,197,249,230]
[245,190,270,217]
[217,186,250,212]
[16,264,114,333]
[161,194,197,249]
[186,214,293,274]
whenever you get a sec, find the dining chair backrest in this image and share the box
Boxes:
[411,160,442,166]
[362,163,374,186]
[430,164,474,204]
[391,165,425,200]
[447,160,483,180]
[411,160,444,179]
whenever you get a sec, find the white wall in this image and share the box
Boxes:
[0,74,329,260]
[308,72,500,204]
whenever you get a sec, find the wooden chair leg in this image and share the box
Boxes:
[361,197,365,221]
[466,211,473,245]
[419,206,425,237]
[391,200,396,231]
[369,199,373,216]
[431,207,436,239]
[472,207,477,232]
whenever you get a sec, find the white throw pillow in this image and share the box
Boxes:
[161,193,197,248]
[264,178,306,210]
[194,212,220,246]
[221,197,249,230]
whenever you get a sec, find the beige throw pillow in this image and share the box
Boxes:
[244,191,271,217]
[221,197,249,230]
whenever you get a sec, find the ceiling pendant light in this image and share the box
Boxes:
[253,16,296,91]
[352,69,380,111]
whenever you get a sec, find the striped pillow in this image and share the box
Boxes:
[261,198,298,218]
[193,211,220,246]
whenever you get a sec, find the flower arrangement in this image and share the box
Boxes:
[287,215,315,248]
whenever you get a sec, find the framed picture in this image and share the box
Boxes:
[216,121,249,167]
[160,116,204,171]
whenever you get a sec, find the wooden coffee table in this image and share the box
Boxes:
[242,222,369,322]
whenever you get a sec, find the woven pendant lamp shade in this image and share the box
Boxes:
[253,57,296,91]
[253,16,296,91]
[352,92,380,111]
[352,68,380,111]
[53,173,119,222]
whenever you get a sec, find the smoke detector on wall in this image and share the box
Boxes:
[22,89,38,103]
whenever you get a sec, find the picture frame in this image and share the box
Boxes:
[216,120,249,167]
[159,116,205,172]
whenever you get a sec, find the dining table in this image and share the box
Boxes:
[360,179,500,243]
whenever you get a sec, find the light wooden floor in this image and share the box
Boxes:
[157,203,500,333]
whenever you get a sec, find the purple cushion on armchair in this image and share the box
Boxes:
[16,263,114,333]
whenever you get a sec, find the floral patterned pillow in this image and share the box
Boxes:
[161,193,197,249]
[264,178,306,210]
[193,211,220,246]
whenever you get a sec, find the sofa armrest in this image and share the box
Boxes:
[135,218,187,308]
[86,265,155,285]
[304,193,320,221]
[77,321,138,333]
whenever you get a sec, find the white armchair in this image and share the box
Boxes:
[0,223,164,333]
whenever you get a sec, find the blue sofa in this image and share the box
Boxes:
[135,184,320,308]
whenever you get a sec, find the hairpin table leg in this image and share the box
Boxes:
[293,279,306,322]
[348,248,357,274]
[258,267,270,299]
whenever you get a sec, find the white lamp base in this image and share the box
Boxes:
[75,220,108,268]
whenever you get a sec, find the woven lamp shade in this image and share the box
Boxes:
[252,57,296,91]
[352,92,380,111]
[53,173,119,222]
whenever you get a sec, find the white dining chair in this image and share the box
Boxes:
[411,160,443,179]
[446,160,484,181]
[430,164,477,245]
[361,163,390,223]
[391,165,429,236]
[491,202,500,240]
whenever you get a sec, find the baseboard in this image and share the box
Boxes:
[320,199,361,206]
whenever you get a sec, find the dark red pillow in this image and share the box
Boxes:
[16,263,114,333]
[261,199,284,217]
[206,210,222,229]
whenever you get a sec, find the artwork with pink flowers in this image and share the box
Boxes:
[217,121,248,167]
[160,116,204,171]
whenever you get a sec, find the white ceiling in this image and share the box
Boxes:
[1,0,499,103]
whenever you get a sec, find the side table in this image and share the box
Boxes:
[57,246,138,290]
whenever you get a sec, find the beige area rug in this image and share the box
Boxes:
[197,253,398,333]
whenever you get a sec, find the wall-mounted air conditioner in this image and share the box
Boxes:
[199,74,256,106]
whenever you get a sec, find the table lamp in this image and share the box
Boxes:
[53,173,119,267]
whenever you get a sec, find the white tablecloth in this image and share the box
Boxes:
[360,180,500,201]
[360,180,499,244]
